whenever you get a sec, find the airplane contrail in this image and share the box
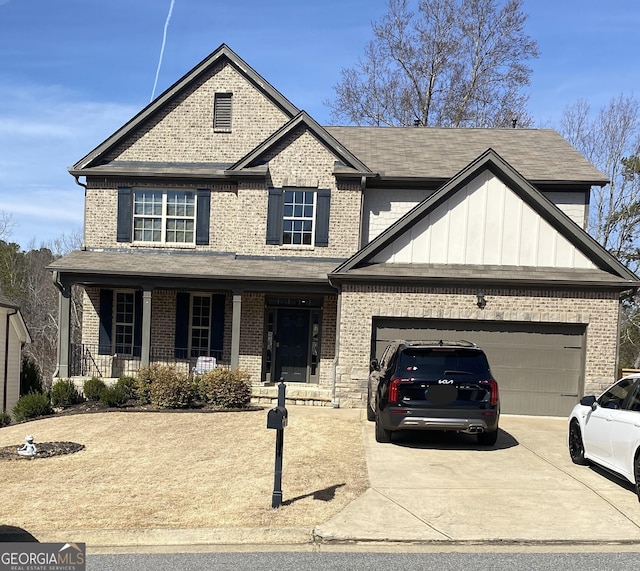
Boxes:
[150,0,175,102]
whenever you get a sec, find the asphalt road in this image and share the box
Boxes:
[87,550,640,571]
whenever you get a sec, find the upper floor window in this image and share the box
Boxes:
[283,190,316,245]
[117,187,211,246]
[133,190,195,244]
[213,92,232,131]
[266,187,331,248]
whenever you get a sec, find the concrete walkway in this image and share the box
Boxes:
[315,414,640,545]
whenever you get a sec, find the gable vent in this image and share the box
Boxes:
[214,92,233,131]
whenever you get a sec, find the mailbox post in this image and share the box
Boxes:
[267,380,288,508]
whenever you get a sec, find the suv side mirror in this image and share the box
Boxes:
[370,358,380,372]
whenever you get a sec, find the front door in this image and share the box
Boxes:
[275,308,310,383]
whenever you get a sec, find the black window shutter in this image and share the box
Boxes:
[210,294,225,360]
[195,189,211,245]
[315,189,331,247]
[117,187,132,242]
[266,188,283,245]
[174,292,190,359]
[98,289,113,355]
[133,290,143,358]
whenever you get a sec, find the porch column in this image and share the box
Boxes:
[56,284,71,379]
[231,291,242,369]
[141,289,152,367]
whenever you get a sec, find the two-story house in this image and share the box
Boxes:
[50,44,640,416]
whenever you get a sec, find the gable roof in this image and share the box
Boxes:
[331,149,638,287]
[227,111,372,176]
[327,127,608,186]
[71,44,300,173]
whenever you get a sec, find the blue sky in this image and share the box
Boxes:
[0,0,638,249]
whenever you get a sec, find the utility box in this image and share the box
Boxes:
[267,406,288,430]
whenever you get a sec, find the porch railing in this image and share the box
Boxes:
[69,344,224,378]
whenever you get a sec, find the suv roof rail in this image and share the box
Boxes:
[399,339,478,348]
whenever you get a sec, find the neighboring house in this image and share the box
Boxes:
[49,44,640,416]
[0,293,31,415]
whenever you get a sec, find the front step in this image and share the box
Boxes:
[251,384,333,407]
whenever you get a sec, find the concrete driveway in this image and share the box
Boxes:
[316,414,640,544]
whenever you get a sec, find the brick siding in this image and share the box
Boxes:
[335,284,620,408]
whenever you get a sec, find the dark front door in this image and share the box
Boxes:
[275,308,310,383]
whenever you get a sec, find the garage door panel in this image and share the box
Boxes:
[373,318,585,416]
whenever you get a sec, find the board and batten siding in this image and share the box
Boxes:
[371,171,596,269]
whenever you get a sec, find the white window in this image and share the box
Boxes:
[283,190,316,246]
[114,291,135,355]
[133,190,195,244]
[190,294,212,358]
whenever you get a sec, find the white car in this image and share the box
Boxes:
[568,374,640,502]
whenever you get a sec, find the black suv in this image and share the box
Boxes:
[368,340,500,445]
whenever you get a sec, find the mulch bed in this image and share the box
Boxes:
[0,441,85,461]
[53,400,263,415]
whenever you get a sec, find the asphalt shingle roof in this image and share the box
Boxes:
[49,250,342,285]
[326,127,608,184]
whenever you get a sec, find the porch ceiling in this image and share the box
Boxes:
[49,250,341,293]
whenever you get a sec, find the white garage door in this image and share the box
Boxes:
[373,318,586,417]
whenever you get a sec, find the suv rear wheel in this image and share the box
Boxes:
[375,412,392,443]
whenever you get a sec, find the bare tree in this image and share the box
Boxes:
[0,230,84,388]
[560,95,640,368]
[560,95,640,270]
[328,0,539,127]
[0,211,15,241]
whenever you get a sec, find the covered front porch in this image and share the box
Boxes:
[50,250,342,398]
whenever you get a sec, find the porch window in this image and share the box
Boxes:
[175,292,225,360]
[114,291,135,355]
[98,289,142,356]
[133,190,195,244]
[190,295,212,358]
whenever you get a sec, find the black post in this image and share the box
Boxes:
[271,380,286,508]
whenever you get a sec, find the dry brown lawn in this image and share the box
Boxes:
[0,406,368,532]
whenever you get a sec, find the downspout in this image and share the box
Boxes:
[73,175,88,249]
[330,284,342,408]
[2,309,18,414]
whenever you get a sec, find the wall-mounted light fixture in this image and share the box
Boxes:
[476,292,487,309]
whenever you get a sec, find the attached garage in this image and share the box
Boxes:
[372,318,586,417]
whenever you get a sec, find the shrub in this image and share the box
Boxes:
[136,364,195,408]
[99,384,130,407]
[12,392,53,422]
[20,355,43,396]
[198,368,251,409]
[83,377,106,401]
[0,411,11,427]
[50,379,84,407]
[116,375,136,400]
